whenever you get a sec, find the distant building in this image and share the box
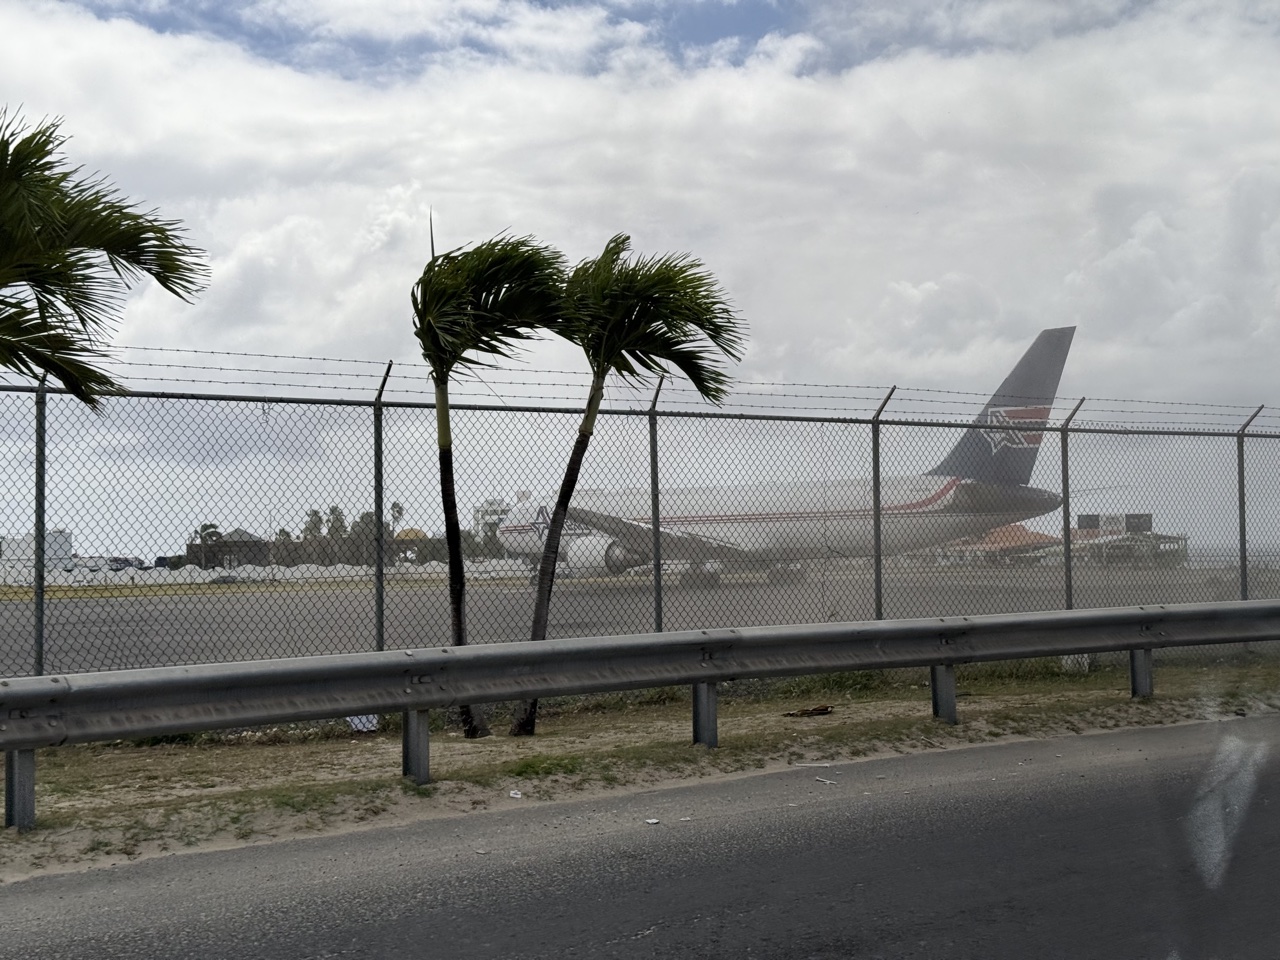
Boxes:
[0,528,74,568]
[939,523,1062,565]
[186,528,269,569]
[473,498,511,540]
[1071,514,1186,566]
[392,527,442,564]
[1077,513,1153,535]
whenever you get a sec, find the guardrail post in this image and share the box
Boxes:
[930,665,957,724]
[5,749,36,832]
[402,709,430,784]
[692,682,718,747]
[872,387,896,620]
[1130,649,1154,699]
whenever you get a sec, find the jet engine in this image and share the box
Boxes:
[562,536,648,576]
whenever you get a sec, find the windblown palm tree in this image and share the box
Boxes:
[511,234,746,736]
[191,522,222,570]
[412,233,565,738]
[0,110,207,406]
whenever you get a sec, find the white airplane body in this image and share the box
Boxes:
[499,327,1075,580]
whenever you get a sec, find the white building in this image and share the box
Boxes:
[0,528,75,567]
[472,498,511,540]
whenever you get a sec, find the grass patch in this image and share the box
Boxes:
[502,754,586,778]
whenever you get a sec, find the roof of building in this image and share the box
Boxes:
[948,523,1062,553]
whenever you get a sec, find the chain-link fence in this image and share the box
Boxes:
[1,383,1276,680]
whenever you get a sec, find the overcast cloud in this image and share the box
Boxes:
[2,0,1280,407]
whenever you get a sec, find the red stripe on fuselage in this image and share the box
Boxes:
[519,477,966,529]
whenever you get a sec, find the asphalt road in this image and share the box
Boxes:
[0,564,1267,675]
[3,717,1279,959]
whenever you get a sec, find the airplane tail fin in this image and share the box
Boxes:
[926,326,1075,487]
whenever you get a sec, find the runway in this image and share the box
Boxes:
[1,562,1269,676]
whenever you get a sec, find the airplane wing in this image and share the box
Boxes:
[565,505,755,564]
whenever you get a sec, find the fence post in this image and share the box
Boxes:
[1060,399,1085,612]
[649,378,664,634]
[692,682,718,747]
[33,378,47,675]
[871,387,895,621]
[1238,406,1263,602]
[373,362,392,653]
[6,382,47,832]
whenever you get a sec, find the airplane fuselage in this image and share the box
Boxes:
[499,475,1062,572]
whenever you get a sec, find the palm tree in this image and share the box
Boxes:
[301,509,324,540]
[511,234,746,736]
[326,505,348,541]
[0,110,207,406]
[191,522,222,569]
[412,233,565,739]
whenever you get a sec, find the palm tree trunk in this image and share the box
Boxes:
[511,375,604,736]
[436,380,491,739]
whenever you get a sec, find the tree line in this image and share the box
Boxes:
[184,505,506,570]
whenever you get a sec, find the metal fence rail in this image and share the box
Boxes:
[1,383,1279,680]
[6,600,1280,831]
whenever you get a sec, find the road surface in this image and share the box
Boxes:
[3,716,1278,959]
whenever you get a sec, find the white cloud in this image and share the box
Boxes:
[0,0,1278,411]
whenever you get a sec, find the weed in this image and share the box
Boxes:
[78,836,112,856]
[503,755,585,778]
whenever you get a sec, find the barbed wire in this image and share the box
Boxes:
[0,343,1271,429]
[111,346,1280,412]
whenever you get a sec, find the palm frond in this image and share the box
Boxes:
[0,301,121,407]
[0,109,208,404]
[412,234,565,381]
[559,234,746,404]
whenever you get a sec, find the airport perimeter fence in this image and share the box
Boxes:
[2,382,1280,700]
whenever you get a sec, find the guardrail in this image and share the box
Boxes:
[6,600,1280,832]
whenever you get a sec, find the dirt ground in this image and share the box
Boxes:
[3,665,1277,884]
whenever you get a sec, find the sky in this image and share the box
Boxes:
[3,0,1280,555]
[2,0,1278,409]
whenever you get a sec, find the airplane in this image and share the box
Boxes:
[498,326,1075,586]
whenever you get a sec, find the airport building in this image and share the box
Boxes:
[473,498,511,540]
[938,523,1062,565]
[185,528,270,569]
[1070,514,1188,566]
[0,528,75,567]
[937,514,1188,567]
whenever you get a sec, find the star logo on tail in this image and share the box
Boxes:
[531,506,552,542]
[980,406,1050,453]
